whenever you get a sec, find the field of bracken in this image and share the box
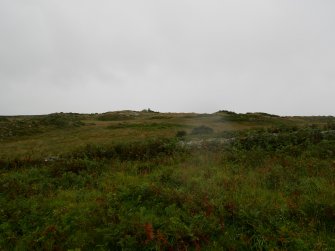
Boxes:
[0,110,334,250]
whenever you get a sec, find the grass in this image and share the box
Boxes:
[0,111,334,250]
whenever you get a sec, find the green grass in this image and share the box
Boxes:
[107,122,188,130]
[0,111,334,250]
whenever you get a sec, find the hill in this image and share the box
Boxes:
[0,111,334,250]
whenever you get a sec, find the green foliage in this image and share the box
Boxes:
[0,116,9,122]
[231,126,335,160]
[141,108,158,113]
[0,119,43,139]
[38,113,84,128]
[219,112,284,126]
[217,109,237,115]
[191,125,214,135]
[1,113,335,250]
[97,112,135,121]
[107,122,186,130]
[0,113,84,140]
[68,138,183,162]
[324,122,335,130]
[176,130,187,138]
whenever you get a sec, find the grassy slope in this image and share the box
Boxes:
[0,111,311,159]
[0,111,334,250]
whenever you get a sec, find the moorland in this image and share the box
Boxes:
[0,110,334,250]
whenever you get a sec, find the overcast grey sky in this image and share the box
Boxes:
[0,0,334,115]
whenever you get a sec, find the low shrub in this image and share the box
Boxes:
[97,113,135,121]
[176,130,187,138]
[38,113,84,128]
[191,126,214,135]
[0,116,9,122]
[107,122,186,130]
[69,138,183,161]
[1,117,335,250]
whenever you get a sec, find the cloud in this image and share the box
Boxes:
[0,0,334,115]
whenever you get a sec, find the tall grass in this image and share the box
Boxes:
[0,116,334,250]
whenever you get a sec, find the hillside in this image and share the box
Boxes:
[0,111,334,250]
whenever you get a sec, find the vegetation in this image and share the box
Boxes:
[191,125,214,135]
[0,111,334,250]
[0,113,84,141]
[97,111,137,121]
[176,130,187,138]
[107,122,186,130]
